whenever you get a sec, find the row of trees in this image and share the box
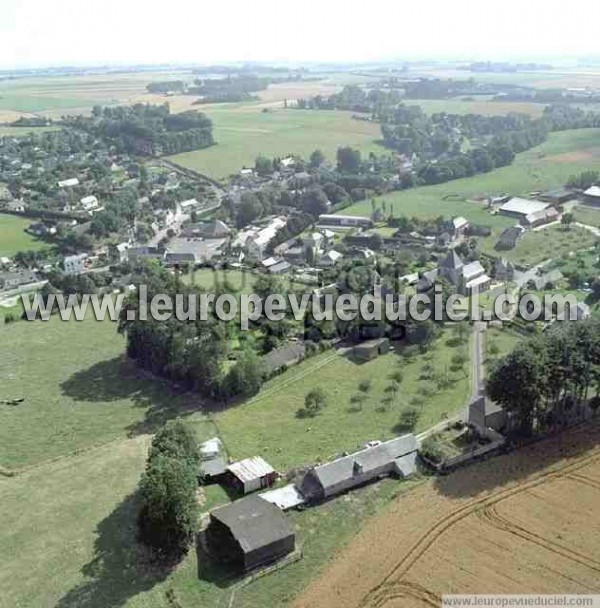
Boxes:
[486,319,600,436]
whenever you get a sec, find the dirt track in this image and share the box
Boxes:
[294,423,600,608]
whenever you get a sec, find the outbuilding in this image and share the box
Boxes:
[225,457,277,494]
[351,337,390,362]
[206,495,295,571]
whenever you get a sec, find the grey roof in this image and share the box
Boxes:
[210,495,295,554]
[393,452,418,477]
[262,341,305,372]
[199,220,230,238]
[440,250,463,270]
[199,456,228,478]
[462,260,485,281]
[310,434,417,490]
[227,457,275,483]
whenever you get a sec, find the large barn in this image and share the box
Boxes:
[300,434,418,502]
[206,495,296,571]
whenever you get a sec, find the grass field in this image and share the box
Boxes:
[167,107,382,179]
[409,97,546,117]
[0,125,60,136]
[213,331,471,471]
[340,129,600,257]
[573,204,600,228]
[0,213,48,257]
[0,316,197,469]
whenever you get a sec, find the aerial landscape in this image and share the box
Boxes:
[1,1,600,607]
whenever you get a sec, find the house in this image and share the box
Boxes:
[3,199,26,213]
[283,246,306,264]
[351,337,390,362]
[498,197,551,224]
[79,195,99,211]
[318,250,343,267]
[196,219,230,239]
[417,268,439,292]
[303,232,324,257]
[57,177,79,188]
[493,258,515,281]
[449,216,470,241]
[206,495,295,571]
[115,242,130,263]
[242,217,287,260]
[63,253,89,275]
[468,395,507,433]
[0,270,38,291]
[27,222,56,237]
[267,260,291,274]
[128,246,166,262]
[317,214,373,229]
[300,434,418,502]
[165,252,198,266]
[583,186,600,207]
[262,341,306,374]
[179,198,200,213]
[524,206,559,228]
[224,457,277,494]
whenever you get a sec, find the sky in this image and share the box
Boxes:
[0,0,599,69]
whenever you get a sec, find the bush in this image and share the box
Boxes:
[397,407,420,432]
[148,419,200,466]
[420,435,445,463]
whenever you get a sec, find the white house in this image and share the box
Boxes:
[80,195,99,211]
[58,177,79,188]
[244,217,287,260]
[115,242,130,263]
[63,253,89,275]
[318,250,343,267]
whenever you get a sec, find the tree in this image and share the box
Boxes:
[358,379,371,393]
[336,146,361,173]
[309,149,326,168]
[221,349,265,399]
[561,212,574,229]
[407,319,440,351]
[397,407,419,432]
[149,419,200,465]
[138,454,198,560]
[302,387,328,417]
[302,187,329,217]
[254,155,273,176]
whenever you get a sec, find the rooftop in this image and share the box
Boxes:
[227,456,275,483]
[499,197,549,216]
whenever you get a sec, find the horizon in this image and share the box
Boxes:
[2,0,600,70]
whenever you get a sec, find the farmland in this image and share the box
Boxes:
[0,212,48,257]
[408,97,546,118]
[295,421,600,608]
[168,107,382,179]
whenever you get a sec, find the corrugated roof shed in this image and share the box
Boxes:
[227,457,275,484]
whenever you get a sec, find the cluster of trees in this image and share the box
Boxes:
[118,262,265,400]
[138,420,199,560]
[190,75,270,104]
[566,170,599,191]
[66,104,214,155]
[486,318,600,436]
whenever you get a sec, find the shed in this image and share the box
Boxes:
[300,434,418,502]
[468,395,506,432]
[259,484,305,511]
[206,495,295,570]
[352,337,390,362]
[225,457,277,494]
[199,457,228,483]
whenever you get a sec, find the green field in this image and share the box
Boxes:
[573,205,600,228]
[0,316,196,469]
[503,224,597,266]
[168,107,382,179]
[0,213,48,257]
[340,129,600,257]
[213,331,471,471]
[0,125,60,136]
[408,97,546,117]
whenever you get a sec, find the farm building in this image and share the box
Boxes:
[198,437,227,483]
[468,395,507,433]
[262,341,306,375]
[317,214,373,229]
[57,177,79,188]
[0,270,38,291]
[206,495,295,571]
[583,186,600,207]
[225,457,277,494]
[538,188,574,206]
[495,225,524,251]
[498,197,557,227]
[352,337,390,362]
[300,434,418,502]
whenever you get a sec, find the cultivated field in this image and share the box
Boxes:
[0,212,48,257]
[295,421,600,608]
[409,97,546,118]
[168,107,382,179]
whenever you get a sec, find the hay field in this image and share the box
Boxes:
[295,422,600,608]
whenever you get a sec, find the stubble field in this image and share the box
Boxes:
[295,421,600,608]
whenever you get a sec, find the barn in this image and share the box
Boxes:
[352,337,390,362]
[206,495,295,571]
[225,457,277,494]
[300,434,418,502]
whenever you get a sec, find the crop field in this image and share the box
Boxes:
[0,315,198,469]
[0,212,48,257]
[409,97,546,117]
[295,421,600,608]
[168,107,382,179]
[213,330,471,471]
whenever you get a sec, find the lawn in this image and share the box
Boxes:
[167,107,382,179]
[213,330,471,472]
[503,225,597,266]
[0,315,198,469]
[0,212,49,257]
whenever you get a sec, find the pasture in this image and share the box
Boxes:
[409,97,546,117]
[0,213,48,257]
[0,315,195,469]
[0,125,60,136]
[167,107,382,179]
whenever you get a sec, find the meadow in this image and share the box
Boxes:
[573,204,600,228]
[0,212,48,257]
[168,107,382,179]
